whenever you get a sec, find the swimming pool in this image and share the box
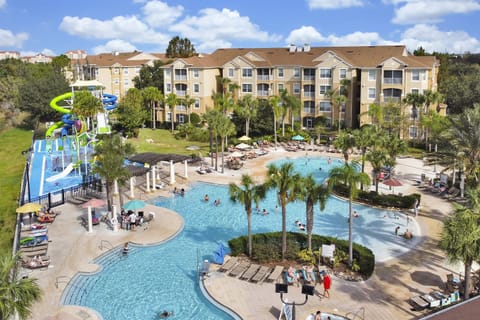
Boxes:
[62,156,419,319]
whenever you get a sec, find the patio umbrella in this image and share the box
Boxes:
[235,143,251,150]
[123,199,146,211]
[292,135,305,141]
[238,135,251,141]
[383,177,403,187]
[81,198,105,209]
[16,203,42,214]
[230,151,244,158]
[186,145,200,151]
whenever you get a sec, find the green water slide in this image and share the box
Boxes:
[45,92,73,138]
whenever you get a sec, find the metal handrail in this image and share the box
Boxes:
[99,240,113,251]
[345,307,365,320]
[55,276,70,289]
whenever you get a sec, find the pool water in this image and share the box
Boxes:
[62,157,419,319]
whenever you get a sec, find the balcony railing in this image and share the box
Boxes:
[257,75,270,81]
[303,92,315,98]
[303,75,315,81]
[176,105,186,111]
[303,108,315,114]
[176,90,186,97]
[257,90,269,97]
[383,96,401,103]
[174,75,187,81]
[384,78,402,84]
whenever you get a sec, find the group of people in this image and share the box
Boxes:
[295,220,306,231]
[204,194,222,206]
[120,210,142,231]
[287,265,332,298]
[173,187,185,196]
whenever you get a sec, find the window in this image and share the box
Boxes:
[278,83,284,92]
[167,112,172,122]
[124,79,129,86]
[319,101,332,112]
[319,85,331,94]
[411,70,420,81]
[242,83,252,93]
[303,101,315,114]
[278,68,284,78]
[368,69,376,81]
[228,68,234,78]
[293,83,300,94]
[384,70,403,84]
[193,69,199,78]
[409,127,418,138]
[411,88,419,94]
[114,78,119,85]
[339,68,347,79]
[194,99,200,109]
[178,114,185,124]
[114,67,119,74]
[123,68,129,75]
[165,69,171,78]
[135,67,141,74]
[194,83,200,93]
[368,88,376,99]
[319,68,332,78]
[242,68,252,78]
[293,67,300,78]
[166,83,172,93]
[94,69,99,76]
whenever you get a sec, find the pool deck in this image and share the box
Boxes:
[27,148,456,320]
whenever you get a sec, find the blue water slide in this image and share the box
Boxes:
[61,114,75,136]
[102,94,118,111]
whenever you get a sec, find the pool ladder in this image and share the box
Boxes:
[99,239,113,251]
[55,276,70,289]
[345,307,365,320]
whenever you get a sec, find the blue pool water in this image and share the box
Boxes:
[62,157,419,319]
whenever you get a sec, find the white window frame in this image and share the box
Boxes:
[194,99,200,109]
[411,88,419,95]
[409,126,418,138]
[339,68,347,79]
[319,101,332,112]
[278,83,284,92]
[293,67,300,78]
[278,68,284,78]
[242,68,253,78]
[228,68,234,78]
[114,67,119,74]
[135,67,141,74]
[368,88,376,99]
[124,79,129,86]
[412,70,420,81]
[114,78,119,85]
[293,83,300,94]
[368,69,376,81]
[242,83,253,93]
[193,68,199,78]
[165,69,171,78]
[194,83,200,94]
[166,83,172,93]
[319,85,331,95]
[319,68,332,79]
[123,68,129,75]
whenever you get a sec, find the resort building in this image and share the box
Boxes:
[0,50,20,60]
[71,45,441,136]
[21,53,53,64]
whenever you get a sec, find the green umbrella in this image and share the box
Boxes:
[123,199,146,211]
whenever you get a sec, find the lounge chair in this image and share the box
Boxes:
[266,265,284,282]
[301,267,317,284]
[229,261,249,277]
[285,268,299,285]
[240,264,260,281]
[37,215,54,223]
[250,266,270,283]
[218,257,238,272]
[22,255,51,269]
[409,295,429,311]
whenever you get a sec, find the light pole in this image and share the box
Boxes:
[275,283,314,320]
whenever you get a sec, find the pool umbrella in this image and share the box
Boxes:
[238,135,251,141]
[383,177,403,192]
[123,199,146,211]
[235,143,251,150]
[16,203,42,214]
[292,135,305,141]
[81,198,105,209]
[230,151,244,158]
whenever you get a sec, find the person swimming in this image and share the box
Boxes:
[158,310,174,318]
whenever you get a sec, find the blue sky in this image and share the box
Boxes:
[1,0,479,56]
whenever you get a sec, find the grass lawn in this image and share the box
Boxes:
[129,128,211,157]
[0,128,32,255]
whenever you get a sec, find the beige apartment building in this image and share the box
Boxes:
[69,45,440,137]
[161,45,440,137]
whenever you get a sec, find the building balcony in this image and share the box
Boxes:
[303,92,315,98]
[303,75,315,81]
[257,90,269,97]
[176,90,186,97]
[257,75,270,81]
[383,96,401,103]
[174,75,187,81]
[383,78,402,85]
[303,108,315,114]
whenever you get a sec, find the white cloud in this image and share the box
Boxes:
[307,0,364,9]
[387,0,480,24]
[0,0,6,9]
[197,39,233,52]
[20,48,56,57]
[326,31,394,46]
[0,28,29,48]
[401,24,480,53]
[286,26,325,45]
[92,39,138,54]
[141,0,184,28]
[59,15,170,44]
[170,8,281,48]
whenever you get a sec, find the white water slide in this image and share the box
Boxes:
[46,163,74,183]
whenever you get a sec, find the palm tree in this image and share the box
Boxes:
[439,189,480,299]
[383,134,408,173]
[265,162,301,260]
[353,126,376,189]
[0,253,41,320]
[404,93,425,143]
[165,93,178,132]
[237,94,258,138]
[182,94,196,124]
[229,174,266,257]
[142,87,163,129]
[203,109,222,171]
[278,89,291,136]
[333,131,356,162]
[72,90,103,132]
[280,90,301,131]
[92,134,135,211]
[298,175,330,251]
[328,161,370,266]
[366,148,389,193]
[217,116,236,173]
[269,95,282,150]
